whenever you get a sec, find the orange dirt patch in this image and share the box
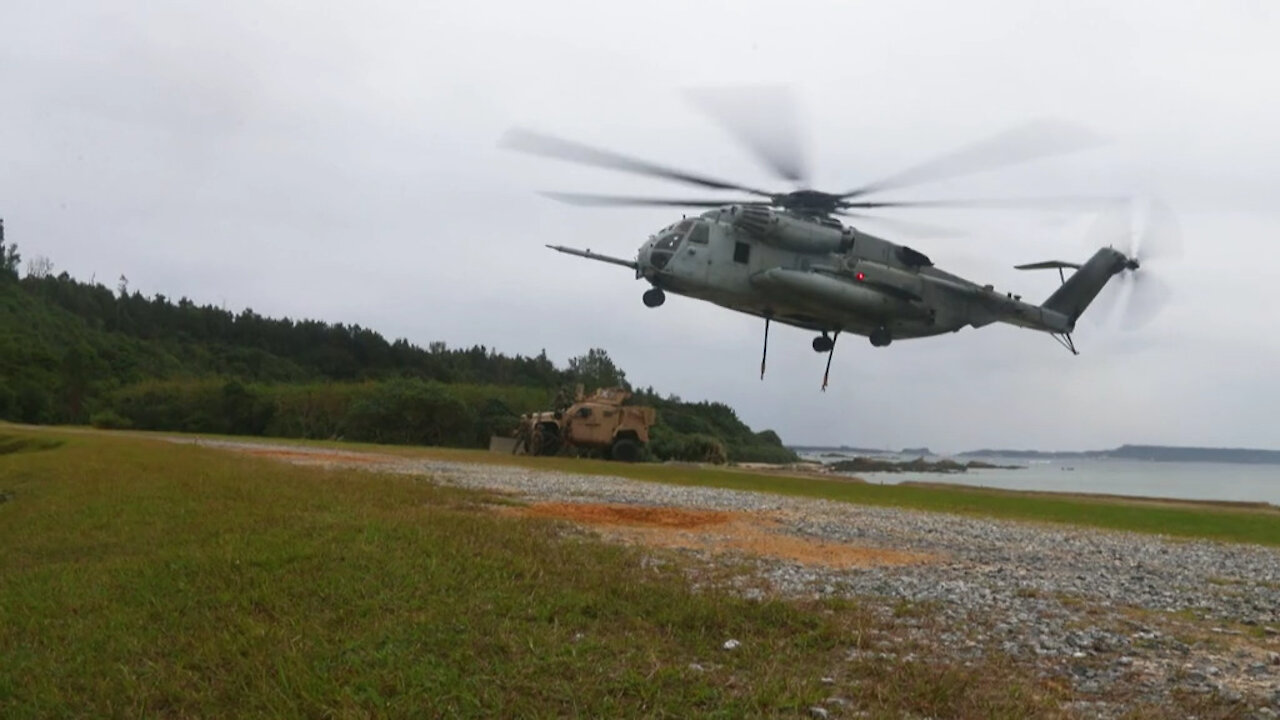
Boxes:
[508,502,938,570]
[236,448,393,465]
[522,502,737,530]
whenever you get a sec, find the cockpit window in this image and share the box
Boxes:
[654,229,684,251]
[654,219,698,251]
[687,221,709,244]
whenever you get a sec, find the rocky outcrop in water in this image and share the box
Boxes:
[827,456,1022,474]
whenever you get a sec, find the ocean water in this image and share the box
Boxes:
[799,452,1280,506]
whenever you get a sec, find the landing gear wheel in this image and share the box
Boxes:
[610,438,640,462]
[642,288,666,308]
[812,334,834,353]
[869,327,892,347]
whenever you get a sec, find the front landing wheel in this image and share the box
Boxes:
[642,288,666,308]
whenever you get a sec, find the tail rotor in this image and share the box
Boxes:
[1093,199,1183,329]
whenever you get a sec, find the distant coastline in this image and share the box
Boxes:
[793,444,1280,466]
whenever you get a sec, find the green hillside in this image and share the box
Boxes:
[0,234,794,463]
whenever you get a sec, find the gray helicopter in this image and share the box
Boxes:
[503,110,1178,389]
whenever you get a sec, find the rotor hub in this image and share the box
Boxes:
[773,189,843,216]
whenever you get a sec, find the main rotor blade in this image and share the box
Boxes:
[501,128,773,197]
[684,85,808,184]
[841,119,1107,199]
[541,192,765,208]
[840,195,1126,211]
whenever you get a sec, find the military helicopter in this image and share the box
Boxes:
[503,95,1179,389]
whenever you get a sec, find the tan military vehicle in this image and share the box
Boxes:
[512,387,656,461]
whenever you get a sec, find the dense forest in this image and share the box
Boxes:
[0,228,795,463]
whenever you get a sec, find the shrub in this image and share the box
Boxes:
[343,379,475,447]
[89,409,132,429]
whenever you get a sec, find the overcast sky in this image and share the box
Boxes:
[3,1,1277,451]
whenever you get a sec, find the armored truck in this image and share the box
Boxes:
[513,387,655,461]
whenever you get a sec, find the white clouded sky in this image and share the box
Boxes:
[3,0,1277,451]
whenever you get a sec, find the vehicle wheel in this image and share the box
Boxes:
[869,327,892,347]
[532,426,561,456]
[812,335,833,353]
[610,438,640,462]
[643,288,666,308]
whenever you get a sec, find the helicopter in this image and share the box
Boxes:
[502,97,1179,389]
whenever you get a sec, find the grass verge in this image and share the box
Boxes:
[1,428,1064,718]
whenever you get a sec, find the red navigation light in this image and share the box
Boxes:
[855,272,865,281]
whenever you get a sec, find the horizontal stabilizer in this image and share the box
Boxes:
[1015,260,1081,271]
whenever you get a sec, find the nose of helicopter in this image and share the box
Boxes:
[636,240,656,278]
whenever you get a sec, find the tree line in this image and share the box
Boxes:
[0,231,795,463]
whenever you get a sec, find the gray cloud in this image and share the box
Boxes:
[2,0,1277,451]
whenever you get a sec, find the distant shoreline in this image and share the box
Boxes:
[791,444,1280,466]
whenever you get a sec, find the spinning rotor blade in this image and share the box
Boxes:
[1085,198,1184,262]
[684,85,808,184]
[839,195,1126,211]
[1119,273,1173,330]
[1094,270,1174,330]
[841,119,1106,199]
[1088,198,1183,330]
[501,128,773,197]
[541,192,765,208]
[1130,198,1183,262]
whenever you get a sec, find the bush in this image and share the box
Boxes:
[89,409,132,429]
[343,379,475,447]
[725,442,797,465]
[219,380,274,435]
[647,425,727,464]
[264,384,358,440]
[678,434,728,464]
[16,384,51,424]
[754,429,784,446]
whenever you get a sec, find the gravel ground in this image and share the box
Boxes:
[189,439,1280,717]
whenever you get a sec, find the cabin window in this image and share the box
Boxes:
[733,242,751,264]
[687,222,709,244]
[576,407,592,418]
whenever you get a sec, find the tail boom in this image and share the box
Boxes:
[1041,247,1131,323]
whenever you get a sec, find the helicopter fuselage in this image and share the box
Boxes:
[620,205,1083,345]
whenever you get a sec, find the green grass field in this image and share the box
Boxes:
[1,428,1066,718]
[3,426,1274,717]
